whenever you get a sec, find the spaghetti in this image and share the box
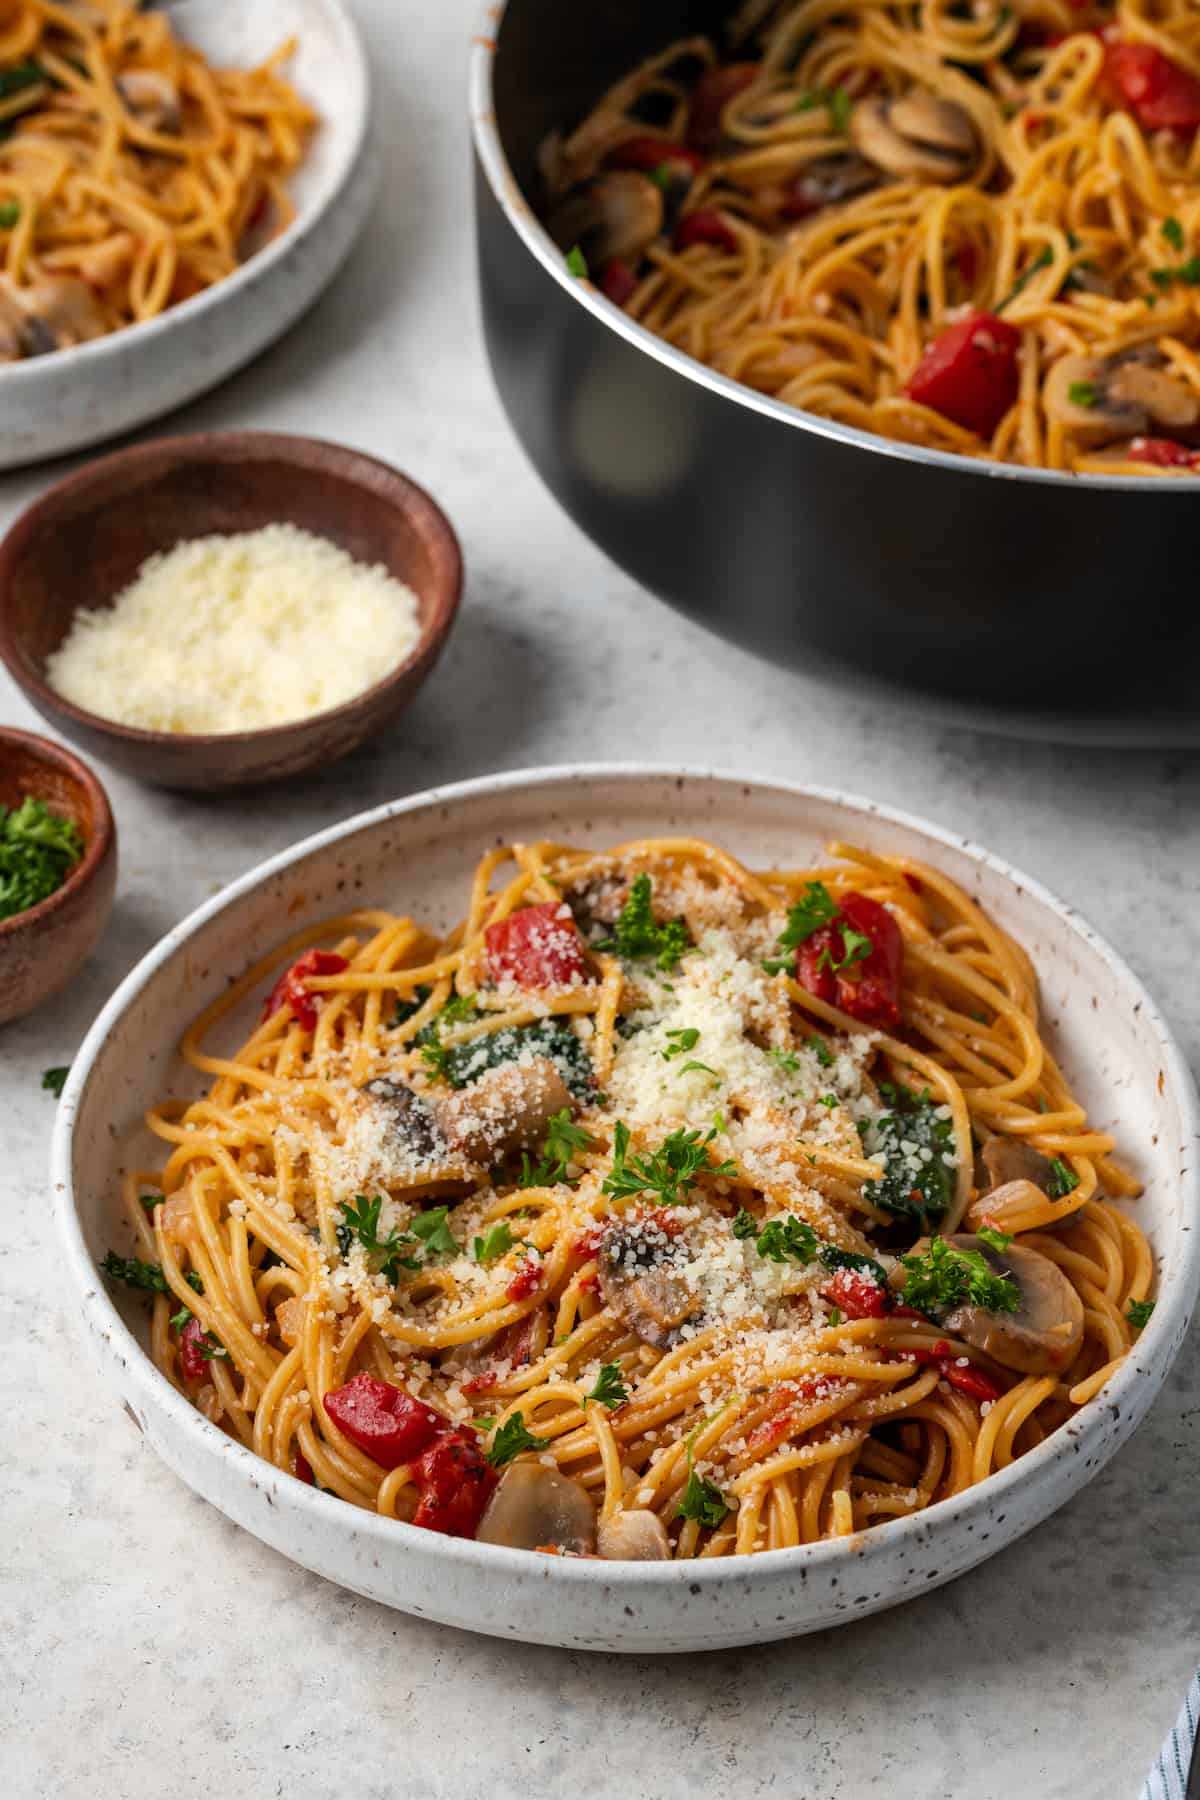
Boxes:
[541,0,1200,475]
[107,835,1155,1560]
[0,0,315,359]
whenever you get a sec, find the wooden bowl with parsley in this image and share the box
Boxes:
[0,728,116,1026]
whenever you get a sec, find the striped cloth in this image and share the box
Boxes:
[1143,1675,1200,1799]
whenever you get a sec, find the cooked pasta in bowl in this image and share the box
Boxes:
[52,769,1200,1648]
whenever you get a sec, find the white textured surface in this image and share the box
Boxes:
[2,0,1200,1794]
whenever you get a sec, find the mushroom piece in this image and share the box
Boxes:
[117,69,182,135]
[8,274,106,354]
[1044,352,1200,446]
[476,1462,597,1554]
[360,1077,444,1161]
[782,153,878,219]
[597,1221,700,1350]
[938,1233,1084,1376]
[850,89,978,183]
[434,1056,575,1166]
[980,1134,1056,1194]
[964,1177,1053,1234]
[548,170,665,269]
[597,1507,672,1560]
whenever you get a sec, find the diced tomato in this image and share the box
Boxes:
[179,1315,216,1384]
[505,1255,543,1303]
[411,1428,496,1536]
[897,1339,1004,1403]
[600,260,638,306]
[484,901,587,989]
[293,1450,314,1485]
[1127,436,1200,469]
[609,135,704,176]
[1103,40,1200,134]
[905,309,1020,438]
[688,62,758,149]
[796,890,904,1027]
[823,1267,889,1319]
[323,1373,445,1470]
[263,948,349,1032]
[571,1226,605,1261]
[744,1375,836,1453]
[674,207,739,254]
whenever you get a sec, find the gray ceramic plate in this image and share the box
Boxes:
[51,767,1200,1651]
[0,0,375,470]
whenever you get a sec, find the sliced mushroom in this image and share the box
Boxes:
[598,1220,700,1349]
[1045,352,1200,446]
[965,1177,1051,1234]
[548,170,664,269]
[597,1507,671,1560]
[5,274,106,354]
[938,1233,1084,1376]
[782,154,878,219]
[434,1056,575,1166]
[850,89,978,183]
[981,1134,1056,1194]
[360,1077,444,1161]
[118,69,182,135]
[476,1461,597,1553]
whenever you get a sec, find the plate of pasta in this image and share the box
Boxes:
[52,768,1200,1651]
[0,0,373,468]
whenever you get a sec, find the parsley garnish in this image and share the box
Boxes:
[1046,1157,1079,1199]
[1067,380,1099,408]
[828,86,852,132]
[0,201,18,229]
[420,1039,451,1081]
[602,1120,736,1206]
[410,1205,459,1256]
[679,1060,717,1077]
[1163,216,1184,253]
[899,1235,1020,1319]
[817,923,872,975]
[594,874,692,971]
[1126,1298,1155,1329]
[732,1208,758,1239]
[977,1225,1013,1254]
[676,1434,730,1528]
[473,1221,516,1263]
[1150,256,1200,289]
[807,1035,834,1068]
[518,1108,596,1186]
[756,1215,819,1264]
[762,957,794,976]
[0,60,45,101]
[770,1048,801,1074]
[41,1065,70,1097]
[662,1027,700,1060]
[828,1305,844,1325]
[103,1256,202,1298]
[194,1331,228,1363]
[778,881,839,950]
[817,1093,838,1109]
[486,1411,551,1466]
[584,1363,629,1409]
[169,1303,194,1331]
[0,796,83,921]
[336,1194,417,1282]
[566,244,589,279]
[139,1192,165,1211]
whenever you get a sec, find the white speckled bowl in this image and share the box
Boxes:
[51,768,1200,1652]
[0,0,374,471]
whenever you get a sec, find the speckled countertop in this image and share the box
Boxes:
[3,4,1200,1796]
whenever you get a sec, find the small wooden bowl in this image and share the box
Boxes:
[0,729,117,1027]
[0,433,464,790]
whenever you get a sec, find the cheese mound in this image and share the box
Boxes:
[45,523,423,733]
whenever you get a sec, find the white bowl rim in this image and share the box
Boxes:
[51,761,1200,1590]
[467,6,1198,497]
[0,0,368,385]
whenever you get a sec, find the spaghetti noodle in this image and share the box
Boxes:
[107,835,1155,1560]
[541,0,1200,475]
[0,0,315,358]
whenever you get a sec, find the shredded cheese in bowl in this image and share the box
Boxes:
[44,523,423,735]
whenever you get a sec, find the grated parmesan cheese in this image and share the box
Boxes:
[44,523,423,733]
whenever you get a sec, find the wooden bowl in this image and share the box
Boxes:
[0,433,464,790]
[0,729,117,1027]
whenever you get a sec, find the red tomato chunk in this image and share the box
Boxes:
[905,309,1020,438]
[823,1267,889,1319]
[179,1315,218,1384]
[902,1340,1003,1403]
[688,62,758,150]
[609,135,704,176]
[1103,41,1200,134]
[1127,436,1200,469]
[674,208,738,254]
[600,260,638,306]
[263,948,349,1032]
[324,1373,445,1470]
[796,890,904,1028]
[484,901,587,988]
[411,1428,496,1536]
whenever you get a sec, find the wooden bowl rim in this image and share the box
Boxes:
[0,727,115,942]
[0,431,464,751]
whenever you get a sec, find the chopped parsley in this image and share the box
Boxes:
[1067,380,1099,408]
[1163,216,1184,253]
[485,1411,551,1466]
[778,880,839,950]
[680,1060,717,1077]
[817,1093,838,1109]
[828,86,852,132]
[409,1205,459,1256]
[0,797,83,921]
[168,1302,194,1331]
[862,1087,955,1229]
[102,1255,203,1298]
[594,874,692,972]
[770,1048,802,1074]
[336,1194,418,1282]
[602,1120,736,1206]
[827,1306,844,1326]
[732,1207,758,1239]
[817,923,872,975]
[662,1027,701,1059]
[762,957,794,976]
[1150,256,1200,289]
[193,1331,229,1363]
[0,201,18,229]
[473,1220,516,1263]
[1126,1298,1155,1330]
[676,1432,730,1528]
[41,1065,70,1097]
[1046,1157,1079,1199]
[518,1108,596,1186]
[755,1215,819,1264]
[566,244,589,279]
[584,1362,629,1409]
[0,60,46,101]
[139,1192,165,1211]
[898,1235,1020,1319]
[807,1035,834,1068]
[976,1225,1013,1254]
